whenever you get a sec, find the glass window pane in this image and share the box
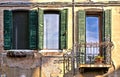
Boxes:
[13,11,29,49]
[86,17,99,43]
[86,16,99,64]
[44,14,59,49]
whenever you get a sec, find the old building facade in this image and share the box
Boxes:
[0,0,120,77]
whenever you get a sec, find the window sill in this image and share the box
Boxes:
[7,50,34,52]
[6,49,64,52]
[39,50,62,53]
[38,50,64,56]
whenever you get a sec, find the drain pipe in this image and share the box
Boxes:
[72,0,75,76]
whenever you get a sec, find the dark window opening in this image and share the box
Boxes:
[12,11,29,49]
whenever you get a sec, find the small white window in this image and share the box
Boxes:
[44,13,59,49]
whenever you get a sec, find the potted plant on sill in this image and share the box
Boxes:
[95,54,104,64]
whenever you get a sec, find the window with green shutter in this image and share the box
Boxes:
[38,9,68,50]
[78,10,111,64]
[4,10,38,50]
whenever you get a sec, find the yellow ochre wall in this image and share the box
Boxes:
[0,0,120,77]
[0,0,120,2]
[0,0,120,51]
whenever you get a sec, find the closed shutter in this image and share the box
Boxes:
[29,10,38,49]
[59,9,68,49]
[4,10,12,50]
[38,9,44,50]
[78,10,86,64]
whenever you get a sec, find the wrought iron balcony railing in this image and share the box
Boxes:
[78,41,113,65]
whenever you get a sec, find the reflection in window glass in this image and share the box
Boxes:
[44,14,59,49]
[86,17,99,64]
[86,17,99,43]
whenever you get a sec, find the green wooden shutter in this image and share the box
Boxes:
[4,10,12,50]
[102,11,105,42]
[104,10,111,41]
[38,9,44,50]
[104,10,111,64]
[29,10,38,49]
[59,9,68,49]
[78,10,86,64]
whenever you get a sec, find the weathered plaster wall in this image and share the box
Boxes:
[110,6,120,69]
[0,5,73,77]
[0,0,120,2]
[0,0,120,52]
[0,0,120,77]
[0,6,73,51]
[74,5,120,72]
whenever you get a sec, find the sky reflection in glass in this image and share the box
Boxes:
[86,17,99,62]
[86,17,99,43]
[44,14,59,49]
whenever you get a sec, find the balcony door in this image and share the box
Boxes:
[86,16,100,63]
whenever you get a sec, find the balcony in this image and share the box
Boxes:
[78,41,113,69]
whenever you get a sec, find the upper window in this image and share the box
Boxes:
[4,10,38,50]
[44,11,59,49]
[4,9,68,50]
[86,15,101,63]
[12,11,29,49]
[78,10,111,64]
[38,9,68,50]
[86,11,103,43]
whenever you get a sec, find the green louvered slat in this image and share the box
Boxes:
[38,9,44,50]
[59,9,68,50]
[104,10,111,41]
[102,11,105,42]
[78,10,86,64]
[102,10,105,58]
[29,10,38,49]
[4,10,12,50]
[104,10,111,64]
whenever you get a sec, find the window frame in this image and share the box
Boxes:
[86,11,103,44]
[78,10,111,64]
[38,9,68,51]
[86,11,103,55]
[4,9,38,50]
[4,9,68,51]
[43,10,60,50]
[12,10,29,49]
